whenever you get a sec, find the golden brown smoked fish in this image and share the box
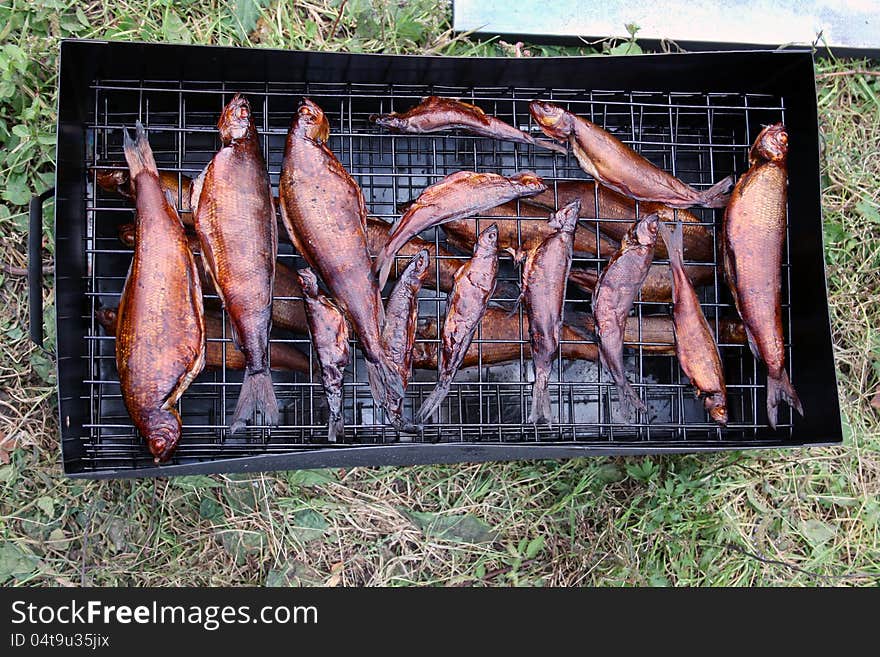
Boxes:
[370,96,567,154]
[115,123,205,463]
[518,200,581,425]
[382,250,430,430]
[723,123,802,429]
[530,100,733,208]
[119,223,310,335]
[279,98,402,415]
[418,225,499,422]
[659,223,727,425]
[525,180,713,261]
[373,170,546,289]
[191,94,279,432]
[592,213,660,415]
[298,269,350,442]
[568,261,713,304]
[97,307,309,373]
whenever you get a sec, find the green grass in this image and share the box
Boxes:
[0,0,878,586]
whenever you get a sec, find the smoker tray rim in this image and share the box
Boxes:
[54,39,842,477]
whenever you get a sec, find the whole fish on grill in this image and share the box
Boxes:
[370,95,567,154]
[592,212,660,415]
[722,123,802,429]
[115,123,205,463]
[373,170,546,289]
[418,225,499,422]
[525,181,713,262]
[659,222,728,425]
[517,200,581,425]
[279,98,404,420]
[97,307,310,374]
[297,268,350,442]
[191,93,279,433]
[530,100,733,209]
[382,250,430,430]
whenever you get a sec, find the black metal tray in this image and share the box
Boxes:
[43,39,841,478]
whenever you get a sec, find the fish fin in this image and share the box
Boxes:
[743,324,761,362]
[417,377,452,424]
[528,371,553,426]
[327,412,344,443]
[698,174,735,208]
[229,369,279,434]
[534,138,568,155]
[658,221,684,270]
[189,164,208,216]
[618,379,648,416]
[374,245,394,290]
[122,121,158,181]
[365,357,404,414]
[766,370,803,430]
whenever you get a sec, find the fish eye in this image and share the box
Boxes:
[238,106,249,119]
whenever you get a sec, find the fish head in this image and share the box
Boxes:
[529,100,574,140]
[95,307,119,335]
[548,199,581,232]
[705,394,728,426]
[633,213,660,246]
[296,268,320,297]
[295,98,331,143]
[218,93,256,144]
[751,123,788,164]
[475,223,499,255]
[509,171,548,195]
[118,222,136,248]
[146,411,181,464]
[409,249,431,282]
[369,112,407,132]
[96,168,132,197]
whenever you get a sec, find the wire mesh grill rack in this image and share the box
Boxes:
[77,75,798,472]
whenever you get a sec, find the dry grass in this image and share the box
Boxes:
[0,1,877,587]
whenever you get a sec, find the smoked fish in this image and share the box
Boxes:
[373,170,546,289]
[115,123,205,463]
[722,123,802,428]
[191,94,279,433]
[97,307,310,374]
[568,261,713,304]
[370,95,567,154]
[382,250,430,430]
[659,222,728,425]
[298,268,350,442]
[518,200,581,425]
[279,98,403,415]
[418,225,499,422]
[529,100,733,208]
[592,213,660,415]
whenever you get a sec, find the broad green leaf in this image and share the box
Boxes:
[0,543,38,584]
[291,509,329,542]
[171,475,221,489]
[199,495,224,522]
[402,510,496,544]
[800,519,836,547]
[265,561,323,587]
[36,496,54,518]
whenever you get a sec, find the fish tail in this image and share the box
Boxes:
[122,121,158,179]
[327,390,343,443]
[365,357,405,412]
[528,368,553,426]
[229,369,279,434]
[417,376,452,423]
[766,370,803,430]
[658,220,684,270]
[698,174,735,208]
[534,137,568,155]
[618,379,648,416]
[373,244,396,290]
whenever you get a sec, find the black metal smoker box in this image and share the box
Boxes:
[41,39,841,479]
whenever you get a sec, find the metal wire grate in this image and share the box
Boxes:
[81,78,793,471]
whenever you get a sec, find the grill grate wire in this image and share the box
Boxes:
[81,79,792,470]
